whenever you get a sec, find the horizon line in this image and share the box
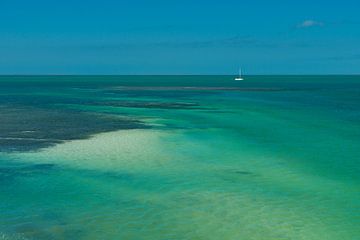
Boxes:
[0,74,360,77]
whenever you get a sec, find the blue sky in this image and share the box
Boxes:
[0,0,359,74]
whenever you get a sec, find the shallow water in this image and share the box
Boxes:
[0,76,359,239]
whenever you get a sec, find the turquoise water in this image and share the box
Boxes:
[0,76,359,240]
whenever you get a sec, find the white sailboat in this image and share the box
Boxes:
[234,68,244,81]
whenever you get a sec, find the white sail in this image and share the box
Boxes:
[235,67,244,81]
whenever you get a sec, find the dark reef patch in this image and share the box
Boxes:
[0,94,207,110]
[0,106,149,152]
[87,100,205,110]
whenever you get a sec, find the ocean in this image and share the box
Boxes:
[0,75,359,240]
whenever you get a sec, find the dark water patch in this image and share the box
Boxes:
[0,94,209,110]
[87,100,206,110]
[0,138,63,153]
[201,110,235,114]
[104,86,303,101]
[0,163,56,180]
[29,163,56,170]
[0,93,103,110]
[216,170,254,184]
[106,89,216,99]
[102,171,134,181]
[110,86,288,91]
[233,170,253,175]
[0,106,149,152]
[81,168,176,193]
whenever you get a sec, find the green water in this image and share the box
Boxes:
[0,76,359,239]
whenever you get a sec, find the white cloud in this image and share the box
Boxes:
[297,20,324,28]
